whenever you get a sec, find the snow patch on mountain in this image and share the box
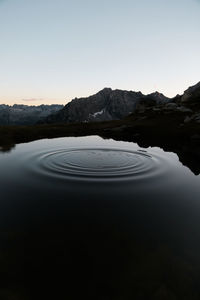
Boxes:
[91,109,104,118]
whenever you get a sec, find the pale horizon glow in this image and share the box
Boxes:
[0,0,200,105]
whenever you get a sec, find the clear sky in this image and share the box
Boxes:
[0,0,200,105]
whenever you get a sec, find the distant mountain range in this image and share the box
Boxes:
[0,104,63,125]
[0,82,200,126]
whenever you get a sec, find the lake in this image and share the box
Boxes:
[0,135,200,299]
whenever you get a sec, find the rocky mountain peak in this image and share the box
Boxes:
[147,91,169,103]
[185,81,200,93]
[181,82,200,103]
[44,88,169,124]
[98,87,113,94]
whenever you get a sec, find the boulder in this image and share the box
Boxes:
[176,106,193,113]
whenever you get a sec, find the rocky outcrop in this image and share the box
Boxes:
[134,82,200,120]
[44,88,169,124]
[181,82,200,103]
[146,91,169,103]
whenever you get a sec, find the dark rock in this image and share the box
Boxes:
[164,103,178,111]
[181,82,200,103]
[191,134,200,140]
[176,106,193,113]
[184,116,192,123]
[147,91,170,103]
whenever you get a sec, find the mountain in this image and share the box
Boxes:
[44,88,170,124]
[1,82,200,126]
[0,104,63,125]
[181,82,200,104]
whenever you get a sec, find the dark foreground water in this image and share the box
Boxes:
[0,136,200,299]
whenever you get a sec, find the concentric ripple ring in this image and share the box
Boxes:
[23,147,168,182]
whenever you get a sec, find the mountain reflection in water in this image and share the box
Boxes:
[0,136,200,299]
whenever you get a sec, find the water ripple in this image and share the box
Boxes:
[23,147,171,182]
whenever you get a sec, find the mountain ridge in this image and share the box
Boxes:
[44,87,170,124]
[1,82,200,126]
[0,104,63,125]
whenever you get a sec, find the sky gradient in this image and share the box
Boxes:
[0,0,200,105]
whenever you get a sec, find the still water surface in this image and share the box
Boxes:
[0,136,200,299]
